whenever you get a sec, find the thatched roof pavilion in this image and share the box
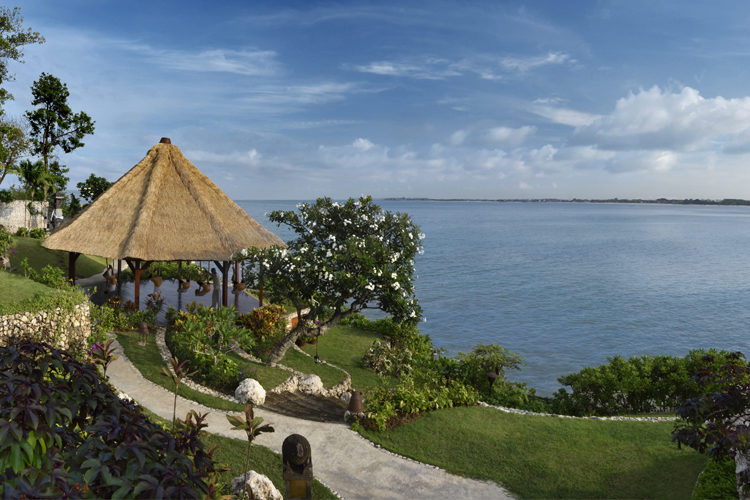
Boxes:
[43,137,285,307]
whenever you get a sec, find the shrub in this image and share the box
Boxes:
[0,341,223,498]
[28,227,46,239]
[167,305,254,394]
[553,350,738,416]
[15,226,28,237]
[362,339,414,377]
[0,225,11,255]
[236,304,286,359]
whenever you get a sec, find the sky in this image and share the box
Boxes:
[4,0,750,200]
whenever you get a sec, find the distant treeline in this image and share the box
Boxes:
[384,197,750,206]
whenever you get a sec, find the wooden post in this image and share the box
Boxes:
[126,259,151,310]
[68,252,80,284]
[178,260,182,280]
[213,260,231,307]
[259,256,264,307]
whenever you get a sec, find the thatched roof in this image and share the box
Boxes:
[43,139,285,261]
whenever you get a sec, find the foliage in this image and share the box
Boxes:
[28,227,45,239]
[362,339,414,377]
[0,341,223,498]
[162,357,197,431]
[12,158,49,203]
[554,350,738,416]
[673,352,750,495]
[692,457,738,500]
[363,370,479,431]
[64,192,81,216]
[0,118,28,188]
[240,196,423,362]
[0,6,44,109]
[19,257,70,289]
[167,305,254,394]
[77,172,112,204]
[88,338,119,377]
[455,343,524,390]
[0,223,10,254]
[25,72,95,202]
[226,404,275,486]
[236,304,286,359]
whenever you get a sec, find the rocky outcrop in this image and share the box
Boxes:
[231,471,283,500]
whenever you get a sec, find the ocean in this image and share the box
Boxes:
[236,200,750,395]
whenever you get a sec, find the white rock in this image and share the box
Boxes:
[298,374,324,395]
[231,471,282,500]
[234,378,266,406]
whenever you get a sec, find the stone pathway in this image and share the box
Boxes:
[106,339,514,500]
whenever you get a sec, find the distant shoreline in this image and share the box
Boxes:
[383,197,750,206]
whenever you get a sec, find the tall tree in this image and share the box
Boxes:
[240,196,423,363]
[0,6,43,110]
[25,73,94,200]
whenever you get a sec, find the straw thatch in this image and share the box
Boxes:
[43,140,285,261]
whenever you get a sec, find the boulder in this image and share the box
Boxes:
[298,373,324,395]
[235,378,266,406]
[231,471,282,500]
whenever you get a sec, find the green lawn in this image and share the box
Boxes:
[358,405,707,499]
[0,270,59,307]
[280,347,347,387]
[8,236,106,277]
[225,350,291,389]
[300,324,391,390]
[117,330,245,412]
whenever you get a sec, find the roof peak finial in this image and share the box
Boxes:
[160,137,171,144]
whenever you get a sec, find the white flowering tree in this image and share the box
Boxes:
[238,196,424,364]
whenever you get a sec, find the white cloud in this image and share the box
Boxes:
[128,46,281,76]
[574,86,750,152]
[484,126,536,147]
[183,148,263,167]
[500,52,572,72]
[353,138,374,151]
[531,104,600,127]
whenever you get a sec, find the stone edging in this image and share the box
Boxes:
[478,401,677,422]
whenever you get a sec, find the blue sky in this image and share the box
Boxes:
[5,1,750,199]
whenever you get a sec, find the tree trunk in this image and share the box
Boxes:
[265,309,351,364]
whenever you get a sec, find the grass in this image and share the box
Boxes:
[140,408,336,498]
[116,330,244,412]
[225,351,291,389]
[280,347,347,387]
[8,236,106,277]
[0,270,60,306]
[301,324,391,390]
[357,405,707,499]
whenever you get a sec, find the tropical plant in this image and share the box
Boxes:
[88,338,119,377]
[240,196,424,363]
[226,403,275,484]
[161,356,197,431]
[77,172,112,204]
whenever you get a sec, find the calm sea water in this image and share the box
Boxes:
[237,200,750,395]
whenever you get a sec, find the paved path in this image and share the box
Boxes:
[107,340,514,500]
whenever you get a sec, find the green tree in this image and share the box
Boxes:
[240,196,423,363]
[0,118,27,188]
[25,72,94,201]
[0,7,43,109]
[77,172,112,204]
[10,158,50,226]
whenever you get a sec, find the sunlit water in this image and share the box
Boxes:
[237,200,750,394]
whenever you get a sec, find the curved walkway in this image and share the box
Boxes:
[106,340,514,500]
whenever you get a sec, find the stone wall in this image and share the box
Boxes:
[0,200,48,233]
[0,301,91,351]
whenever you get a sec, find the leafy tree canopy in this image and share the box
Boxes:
[77,172,112,203]
[240,196,423,363]
[0,6,43,109]
[0,118,27,188]
[25,73,94,175]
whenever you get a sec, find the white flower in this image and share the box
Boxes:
[408,233,413,239]
[326,250,333,258]
[329,235,336,242]
[241,248,248,257]
[365,283,375,291]
[409,310,417,318]
[391,272,397,279]
[419,233,426,239]
[392,282,401,290]
[333,202,340,208]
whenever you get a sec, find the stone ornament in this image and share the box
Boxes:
[234,378,266,406]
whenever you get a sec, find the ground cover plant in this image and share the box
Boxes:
[358,405,706,498]
[0,341,223,498]
[0,269,60,307]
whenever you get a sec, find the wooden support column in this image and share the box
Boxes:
[125,259,151,310]
[213,260,231,307]
[258,256,264,307]
[68,252,80,284]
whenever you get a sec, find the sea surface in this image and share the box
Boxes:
[236,200,750,395]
